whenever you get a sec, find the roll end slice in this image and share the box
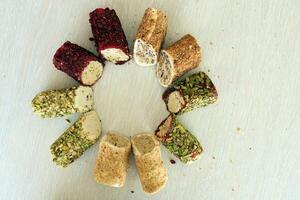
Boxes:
[156,50,174,87]
[132,133,159,155]
[81,61,103,86]
[101,48,130,64]
[102,132,131,149]
[155,115,173,142]
[81,110,102,141]
[74,86,94,112]
[166,91,186,114]
[133,39,157,66]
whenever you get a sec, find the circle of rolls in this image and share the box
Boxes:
[31,7,218,194]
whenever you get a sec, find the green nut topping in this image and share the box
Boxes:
[32,86,93,118]
[165,72,218,115]
[50,112,100,167]
[156,115,203,164]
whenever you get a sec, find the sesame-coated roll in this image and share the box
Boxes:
[94,132,131,187]
[156,34,201,87]
[131,133,168,194]
[134,8,167,66]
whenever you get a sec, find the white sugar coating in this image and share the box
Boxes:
[74,86,94,112]
[81,110,101,141]
[133,39,157,66]
[81,61,103,85]
[101,48,129,63]
[156,50,174,87]
[167,91,185,113]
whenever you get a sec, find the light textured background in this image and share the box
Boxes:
[0,0,299,200]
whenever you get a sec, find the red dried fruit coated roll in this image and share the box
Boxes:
[89,8,130,65]
[53,41,104,86]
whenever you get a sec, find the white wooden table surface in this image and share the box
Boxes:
[0,0,299,199]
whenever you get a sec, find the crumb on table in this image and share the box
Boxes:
[170,159,176,164]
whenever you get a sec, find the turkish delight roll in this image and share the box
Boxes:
[156,34,201,87]
[163,72,218,115]
[131,133,168,194]
[94,132,131,187]
[53,41,104,86]
[133,8,167,66]
[89,8,130,64]
[155,114,203,164]
[50,111,101,167]
[32,86,93,118]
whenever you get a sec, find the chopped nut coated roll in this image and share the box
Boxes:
[94,132,131,187]
[156,34,201,87]
[163,72,218,115]
[53,41,104,86]
[134,8,167,66]
[32,86,93,118]
[89,8,130,64]
[50,111,101,167]
[155,115,203,164]
[131,133,168,194]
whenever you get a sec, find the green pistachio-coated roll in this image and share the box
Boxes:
[162,72,217,115]
[32,86,93,118]
[155,114,203,164]
[50,111,101,167]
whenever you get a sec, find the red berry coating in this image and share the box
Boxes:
[89,8,130,64]
[53,41,104,86]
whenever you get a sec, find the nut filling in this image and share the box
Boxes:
[134,39,157,66]
[167,91,185,113]
[156,50,173,86]
[101,48,130,64]
[82,61,103,85]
